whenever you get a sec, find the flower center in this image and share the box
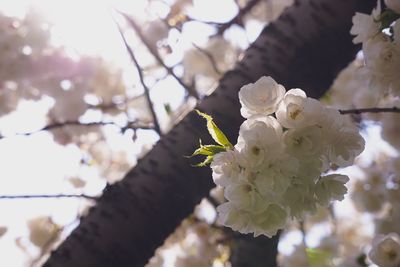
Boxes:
[289,108,302,120]
[251,146,261,155]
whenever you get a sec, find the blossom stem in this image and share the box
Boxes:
[339,107,400,115]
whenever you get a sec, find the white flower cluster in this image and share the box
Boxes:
[211,76,365,237]
[146,219,227,267]
[350,0,400,96]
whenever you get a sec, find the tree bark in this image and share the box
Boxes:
[44,0,375,266]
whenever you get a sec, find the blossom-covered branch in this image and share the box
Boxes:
[339,107,400,115]
[194,76,365,237]
[114,19,162,135]
[118,11,199,99]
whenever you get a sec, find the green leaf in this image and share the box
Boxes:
[192,155,214,167]
[190,144,227,157]
[377,9,400,30]
[306,248,332,267]
[195,110,233,149]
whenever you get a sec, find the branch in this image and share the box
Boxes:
[159,18,223,77]
[192,43,223,75]
[217,0,262,35]
[0,194,98,200]
[118,11,199,99]
[339,107,400,115]
[0,120,152,140]
[114,19,162,136]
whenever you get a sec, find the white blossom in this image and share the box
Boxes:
[143,20,169,48]
[276,88,324,128]
[27,216,60,248]
[239,76,285,118]
[0,226,7,238]
[250,203,288,237]
[183,36,238,82]
[280,244,309,267]
[381,98,400,149]
[394,19,400,43]
[210,150,242,187]
[385,0,400,13]
[369,233,400,267]
[208,75,364,237]
[324,126,365,167]
[283,182,317,219]
[254,155,298,197]
[362,35,400,95]
[216,202,252,234]
[283,125,324,158]
[224,182,266,213]
[315,174,349,206]
[68,177,86,188]
[350,14,379,44]
[350,0,381,43]
[236,118,283,169]
[351,179,385,213]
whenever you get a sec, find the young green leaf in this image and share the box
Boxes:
[306,248,332,267]
[192,155,214,167]
[190,144,227,157]
[377,9,400,30]
[195,109,233,149]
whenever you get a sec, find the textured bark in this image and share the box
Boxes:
[228,230,280,267]
[44,0,375,266]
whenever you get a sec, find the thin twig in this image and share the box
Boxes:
[339,107,400,115]
[184,16,224,27]
[217,0,262,35]
[299,221,307,246]
[0,120,152,139]
[0,194,98,200]
[117,11,199,99]
[159,18,223,76]
[114,20,162,135]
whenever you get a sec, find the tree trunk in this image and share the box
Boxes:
[44,0,375,266]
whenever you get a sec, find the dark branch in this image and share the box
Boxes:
[114,19,162,136]
[339,107,400,115]
[0,194,98,200]
[217,0,262,35]
[118,11,199,99]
